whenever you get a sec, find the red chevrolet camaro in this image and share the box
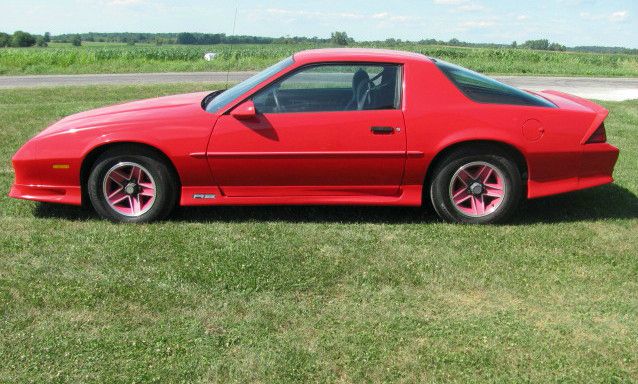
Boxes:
[10,48,619,223]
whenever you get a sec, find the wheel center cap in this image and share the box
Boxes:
[469,182,484,195]
[124,182,138,195]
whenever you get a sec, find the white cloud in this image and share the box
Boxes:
[263,8,422,23]
[371,12,422,22]
[609,11,628,22]
[459,20,495,28]
[433,0,468,4]
[456,4,485,12]
[372,12,389,19]
[265,8,365,20]
[105,0,146,5]
[433,0,486,13]
[517,15,529,21]
[581,10,629,23]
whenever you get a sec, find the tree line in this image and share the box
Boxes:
[0,31,51,47]
[50,32,342,46]
[1,30,636,55]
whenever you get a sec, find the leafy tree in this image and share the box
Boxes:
[522,39,550,50]
[71,34,82,47]
[0,32,10,47]
[419,38,440,45]
[385,38,402,45]
[176,32,197,45]
[330,31,351,46]
[195,33,224,44]
[572,45,638,54]
[520,39,566,51]
[549,42,566,51]
[511,41,517,48]
[36,36,48,47]
[11,31,36,47]
[43,32,51,43]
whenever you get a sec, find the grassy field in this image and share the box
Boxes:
[1,43,638,77]
[0,84,637,382]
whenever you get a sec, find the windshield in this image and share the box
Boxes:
[205,56,294,113]
[436,60,556,108]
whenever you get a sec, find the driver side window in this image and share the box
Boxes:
[252,63,401,114]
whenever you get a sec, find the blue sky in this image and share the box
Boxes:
[2,0,636,47]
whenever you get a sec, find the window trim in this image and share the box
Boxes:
[435,61,557,108]
[207,56,294,114]
[243,61,405,115]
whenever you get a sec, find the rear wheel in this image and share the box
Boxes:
[88,148,177,223]
[429,148,522,224]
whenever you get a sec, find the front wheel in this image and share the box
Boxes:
[88,148,177,223]
[429,150,522,224]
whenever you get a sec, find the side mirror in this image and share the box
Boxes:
[231,100,256,120]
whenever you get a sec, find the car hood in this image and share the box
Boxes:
[35,91,211,138]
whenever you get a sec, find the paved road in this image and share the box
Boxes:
[1,72,637,101]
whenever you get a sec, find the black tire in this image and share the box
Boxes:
[87,147,178,223]
[429,147,522,224]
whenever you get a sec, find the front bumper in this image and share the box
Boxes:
[9,140,83,205]
[9,183,82,205]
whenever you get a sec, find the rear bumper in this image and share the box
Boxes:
[579,143,619,180]
[528,143,619,199]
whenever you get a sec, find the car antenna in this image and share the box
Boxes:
[225,2,239,89]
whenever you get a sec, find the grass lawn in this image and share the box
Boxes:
[0,84,637,382]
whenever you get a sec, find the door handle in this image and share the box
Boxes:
[371,126,395,134]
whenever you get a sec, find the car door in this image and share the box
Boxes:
[207,63,406,197]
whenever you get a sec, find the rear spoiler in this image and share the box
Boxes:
[538,90,609,144]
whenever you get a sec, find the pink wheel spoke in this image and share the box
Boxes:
[475,195,486,215]
[134,196,143,213]
[484,182,502,190]
[484,185,504,198]
[130,166,143,181]
[109,191,128,205]
[127,196,140,214]
[139,181,154,190]
[107,186,123,198]
[477,166,493,183]
[452,188,466,198]
[108,170,128,186]
[453,189,471,205]
[457,170,472,185]
[139,181,155,197]
[469,196,478,215]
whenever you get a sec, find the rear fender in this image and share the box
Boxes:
[539,90,609,144]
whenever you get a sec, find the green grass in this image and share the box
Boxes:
[1,43,638,77]
[1,84,637,382]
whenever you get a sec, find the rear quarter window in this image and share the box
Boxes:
[436,61,556,108]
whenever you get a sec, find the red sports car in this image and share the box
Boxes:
[9,48,619,223]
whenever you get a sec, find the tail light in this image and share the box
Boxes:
[586,123,606,144]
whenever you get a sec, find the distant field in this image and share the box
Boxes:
[0,83,637,382]
[1,43,638,76]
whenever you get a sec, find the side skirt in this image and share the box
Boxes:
[180,185,423,207]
